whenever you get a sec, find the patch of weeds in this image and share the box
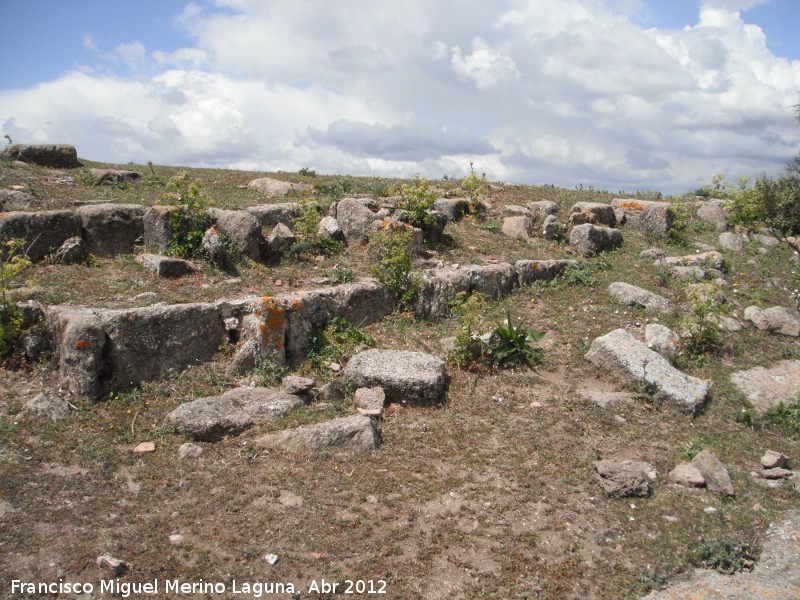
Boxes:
[636,569,671,594]
[779,345,800,360]
[448,291,487,368]
[367,229,420,308]
[74,169,96,186]
[630,380,660,406]
[328,264,355,284]
[314,177,355,199]
[667,201,694,246]
[653,263,672,287]
[307,316,374,372]
[480,219,501,232]
[291,196,341,257]
[298,167,317,178]
[678,283,727,362]
[763,395,800,435]
[398,174,439,231]
[144,160,165,186]
[462,162,489,217]
[693,535,756,574]
[564,260,595,286]
[487,311,545,369]
[1,238,32,356]
[165,171,213,259]
[252,356,289,387]
[678,436,710,461]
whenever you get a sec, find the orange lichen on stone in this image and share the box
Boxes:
[75,339,89,349]
[290,296,305,310]
[253,296,285,349]
[618,200,645,211]
[378,219,412,232]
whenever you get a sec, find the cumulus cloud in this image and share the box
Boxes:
[1,0,799,193]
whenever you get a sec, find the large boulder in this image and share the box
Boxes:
[136,253,196,278]
[569,224,623,256]
[528,200,559,219]
[0,210,82,262]
[246,203,300,228]
[743,306,800,337]
[344,349,447,405]
[611,199,674,236]
[515,259,576,286]
[89,169,143,185]
[433,198,469,222]
[247,178,312,197]
[45,308,107,399]
[254,414,380,453]
[501,216,534,241]
[0,144,80,168]
[208,208,262,261]
[164,387,304,441]
[0,188,41,211]
[336,198,380,244]
[696,200,729,231]
[76,203,145,257]
[142,205,181,253]
[585,328,709,413]
[730,360,800,414]
[607,282,671,313]
[570,202,616,227]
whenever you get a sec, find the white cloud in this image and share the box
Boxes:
[1,0,799,193]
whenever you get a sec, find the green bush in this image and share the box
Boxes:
[693,535,755,573]
[764,395,800,435]
[488,311,545,369]
[307,316,374,372]
[368,229,420,307]
[290,196,341,257]
[399,174,439,230]
[1,239,32,356]
[165,171,214,260]
[448,291,487,368]
[461,162,489,216]
[679,283,726,360]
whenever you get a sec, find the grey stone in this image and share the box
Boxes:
[0,188,40,211]
[640,248,667,260]
[760,467,793,480]
[542,214,562,240]
[645,323,680,359]
[254,414,380,453]
[266,222,296,253]
[335,197,380,244]
[501,204,531,217]
[247,177,313,197]
[19,392,70,422]
[501,215,534,240]
[730,360,800,414]
[136,253,196,278]
[17,329,51,362]
[433,198,469,222]
[142,205,180,253]
[208,208,262,261]
[570,202,616,227]
[0,143,80,168]
[718,232,744,252]
[317,216,345,242]
[754,233,780,247]
[201,227,230,267]
[46,308,107,399]
[345,349,447,405]
[585,329,709,413]
[569,224,623,256]
[89,169,143,185]
[282,375,315,395]
[164,387,304,441]
[577,389,632,408]
[75,203,145,257]
[0,210,82,262]
[528,200,559,218]
[611,199,674,236]
[608,282,672,313]
[691,449,735,496]
[661,251,726,272]
[354,386,385,415]
[178,442,203,459]
[368,218,423,255]
[743,306,800,336]
[594,459,656,497]
[319,379,347,402]
[515,259,575,286]
[761,450,789,470]
[54,236,87,265]
[695,200,729,231]
[668,463,706,488]
[246,203,301,228]
[669,265,709,281]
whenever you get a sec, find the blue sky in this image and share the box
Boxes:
[2,0,799,194]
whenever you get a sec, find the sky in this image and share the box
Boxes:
[1,0,800,195]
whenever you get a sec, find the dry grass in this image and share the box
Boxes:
[1,159,799,599]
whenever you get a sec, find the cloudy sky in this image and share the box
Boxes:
[2,0,799,194]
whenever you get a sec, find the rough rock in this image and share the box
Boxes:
[142,205,180,253]
[369,218,423,255]
[515,259,575,287]
[354,386,385,415]
[761,450,789,470]
[730,360,800,414]
[136,253,196,278]
[433,198,469,222]
[317,216,345,242]
[760,467,793,480]
[696,200,729,231]
[501,204,531,217]
[743,306,800,336]
[281,375,315,395]
[528,200,559,218]
[607,282,672,312]
[611,199,674,236]
[668,463,706,488]
[254,414,380,453]
[0,188,40,211]
[208,208,262,261]
[577,389,632,408]
[645,323,680,359]
[333,197,380,244]
[585,329,709,413]
[660,251,726,272]
[164,387,304,441]
[19,392,70,422]
[501,215,534,240]
[541,214,562,240]
[0,210,82,262]
[265,222,296,254]
[246,202,300,228]
[45,308,107,399]
[570,202,616,227]
[594,459,656,497]
[0,144,80,168]
[178,442,203,459]
[569,224,623,256]
[54,236,87,265]
[640,248,667,260]
[89,169,143,185]
[691,449,735,496]
[754,233,780,247]
[247,177,313,197]
[202,226,230,267]
[344,349,447,405]
[718,232,744,252]
[75,203,145,257]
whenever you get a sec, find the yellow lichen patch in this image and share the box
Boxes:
[531,262,540,270]
[618,200,645,211]
[254,296,286,349]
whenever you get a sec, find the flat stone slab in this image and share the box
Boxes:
[608,282,672,312]
[254,414,380,453]
[137,253,196,278]
[730,360,800,414]
[164,387,304,441]
[743,306,800,337]
[585,329,709,414]
[641,511,800,599]
[660,251,726,272]
[344,349,447,405]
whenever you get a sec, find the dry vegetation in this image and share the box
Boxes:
[1,158,799,599]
